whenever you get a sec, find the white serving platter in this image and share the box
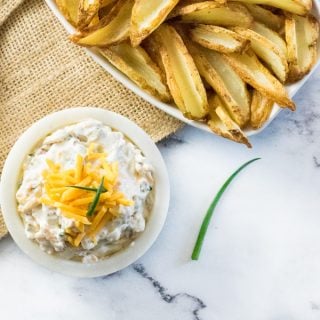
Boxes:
[44,0,320,136]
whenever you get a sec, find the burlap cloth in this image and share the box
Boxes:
[0,0,182,239]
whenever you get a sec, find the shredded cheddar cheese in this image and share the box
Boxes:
[40,143,134,247]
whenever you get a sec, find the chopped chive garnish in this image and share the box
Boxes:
[67,185,107,193]
[191,158,261,261]
[86,177,105,217]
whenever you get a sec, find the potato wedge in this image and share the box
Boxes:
[170,2,253,28]
[130,0,180,47]
[286,14,319,82]
[185,40,250,127]
[208,95,251,147]
[223,50,295,109]
[99,43,171,101]
[231,0,312,15]
[243,4,283,31]
[150,24,208,119]
[78,0,100,29]
[71,0,134,47]
[250,22,287,58]
[190,25,250,53]
[142,37,167,76]
[250,90,274,129]
[169,1,227,18]
[234,27,288,82]
[56,0,80,26]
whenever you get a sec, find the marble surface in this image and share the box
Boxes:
[1,70,320,320]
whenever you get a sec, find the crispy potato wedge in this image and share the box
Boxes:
[286,14,319,82]
[250,90,274,129]
[208,95,251,147]
[78,0,100,29]
[56,0,80,25]
[170,2,253,28]
[243,4,283,31]
[169,1,227,18]
[232,0,312,15]
[224,50,295,109]
[142,37,167,77]
[234,27,288,82]
[150,24,208,119]
[130,0,180,47]
[99,43,171,101]
[185,40,250,127]
[251,22,287,58]
[71,0,134,47]
[190,25,250,53]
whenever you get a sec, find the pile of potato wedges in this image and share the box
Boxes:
[55,0,319,147]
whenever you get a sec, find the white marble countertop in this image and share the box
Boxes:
[1,70,320,320]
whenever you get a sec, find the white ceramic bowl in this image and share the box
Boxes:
[44,0,320,137]
[0,107,170,277]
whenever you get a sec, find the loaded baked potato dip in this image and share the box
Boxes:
[16,119,154,263]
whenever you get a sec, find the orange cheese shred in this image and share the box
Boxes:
[41,143,134,248]
[75,154,83,182]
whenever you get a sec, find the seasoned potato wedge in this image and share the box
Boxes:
[185,41,250,127]
[100,43,171,101]
[190,25,250,53]
[56,0,80,25]
[71,0,134,47]
[78,0,100,29]
[243,4,283,31]
[232,0,312,15]
[208,95,251,147]
[170,1,225,18]
[250,90,274,129]
[150,24,208,119]
[251,22,287,58]
[286,14,319,82]
[142,37,167,77]
[234,27,288,82]
[224,50,295,109]
[130,0,180,47]
[170,2,253,28]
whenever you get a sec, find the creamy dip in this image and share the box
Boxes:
[16,119,154,263]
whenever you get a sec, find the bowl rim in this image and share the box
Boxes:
[0,107,170,277]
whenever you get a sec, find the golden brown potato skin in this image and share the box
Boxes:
[232,0,312,15]
[130,0,180,47]
[286,13,319,82]
[190,25,250,54]
[250,90,274,130]
[150,24,208,120]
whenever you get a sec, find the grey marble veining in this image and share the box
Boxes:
[1,70,320,319]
